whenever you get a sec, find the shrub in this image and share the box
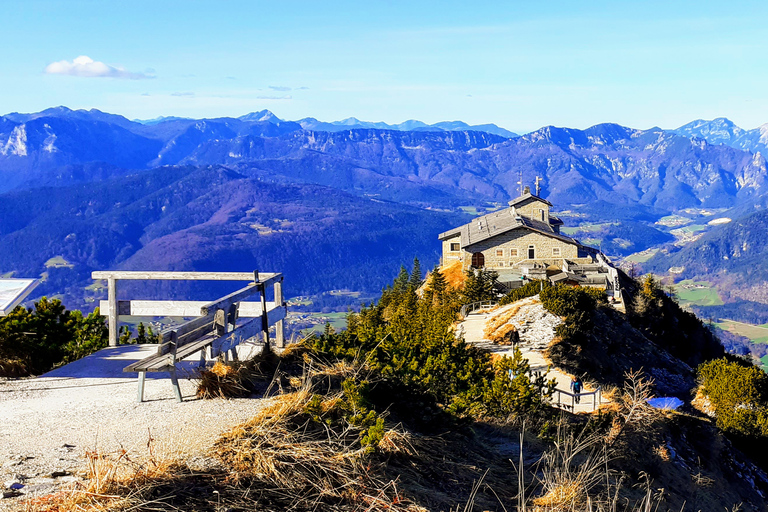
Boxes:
[307,264,555,422]
[539,285,603,345]
[0,297,108,375]
[499,280,550,305]
[698,357,768,438]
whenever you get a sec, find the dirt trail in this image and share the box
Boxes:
[457,297,610,413]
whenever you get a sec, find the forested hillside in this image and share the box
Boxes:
[0,165,467,307]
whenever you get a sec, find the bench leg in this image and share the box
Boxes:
[199,346,207,368]
[137,371,146,403]
[229,347,239,361]
[169,368,183,403]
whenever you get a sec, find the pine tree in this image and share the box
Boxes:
[393,265,410,292]
[427,266,447,304]
[409,257,422,289]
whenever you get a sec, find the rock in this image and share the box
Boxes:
[51,470,69,478]
[2,490,22,499]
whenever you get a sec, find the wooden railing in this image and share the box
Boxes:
[91,270,285,348]
[552,386,602,412]
[459,300,498,318]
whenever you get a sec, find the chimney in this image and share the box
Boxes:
[523,185,531,194]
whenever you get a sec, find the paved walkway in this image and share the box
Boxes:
[457,302,610,414]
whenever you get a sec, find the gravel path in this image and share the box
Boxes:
[0,345,270,509]
[457,297,610,414]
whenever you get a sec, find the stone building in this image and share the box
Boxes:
[439,187,599,272]
[438,186,623,299]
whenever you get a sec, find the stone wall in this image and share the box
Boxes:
[441,235,462,266]
[515,199,549,223]
[460,230,579,269]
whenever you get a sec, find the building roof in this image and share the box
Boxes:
[549,271,586,284]
[508,192,553,208]
[438,205,584,248]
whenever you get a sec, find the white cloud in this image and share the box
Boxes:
[269,85,292,91]
[170,91,195,97]
[256,95,292,100]
[45,56,154,79]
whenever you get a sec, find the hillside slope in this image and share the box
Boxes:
[0,166,468,307]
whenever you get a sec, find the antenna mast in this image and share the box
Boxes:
[535,176,543,196]
[517,170,523,196]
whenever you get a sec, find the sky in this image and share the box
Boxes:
[2,0,768,133]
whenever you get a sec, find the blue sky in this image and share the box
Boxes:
[2,0,767,133]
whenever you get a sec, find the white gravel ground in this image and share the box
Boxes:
[0,344,270,509]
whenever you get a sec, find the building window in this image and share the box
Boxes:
[497,261,505,267]
[528,245,535,259]
[495,249,504,257]
[471,252,485,268]
[510,248,519,257]
[553,247,561,256]
[450,243,460,252]
[540,209,545,221]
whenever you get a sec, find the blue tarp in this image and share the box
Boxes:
[647,397,684,410]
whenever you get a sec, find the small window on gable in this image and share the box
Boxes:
[450,243,460,252]
[495,249,504,257]
[510,248,519,257]
[553,247,561,256]
[541,209,546,221]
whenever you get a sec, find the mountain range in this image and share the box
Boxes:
[672,117,768,155]
[3,106,768,309]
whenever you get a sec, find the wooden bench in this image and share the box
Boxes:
[91,270,287,402]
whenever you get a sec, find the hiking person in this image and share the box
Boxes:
[570,376,583,404]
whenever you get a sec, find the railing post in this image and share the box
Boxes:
[260,283,270,346]
[274,277,285,348]
[108,277,118,347]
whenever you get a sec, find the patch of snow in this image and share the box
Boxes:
[707,217,731,226]
[43,132,57,153]
[1,125,28,156]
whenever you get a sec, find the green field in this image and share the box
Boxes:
[623,248,659,263]
[761,355,768,372]
[458,206,482,216]
[674,279,723,307]
[329,290,362,298]
[560,222,616,235]
[304,312,348,333]
[715,319,768,345]
[45,255,74,268]
[671,224,708,236]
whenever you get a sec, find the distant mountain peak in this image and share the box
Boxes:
[239,110,281,123]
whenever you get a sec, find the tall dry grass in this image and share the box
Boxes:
[484,298,538,343]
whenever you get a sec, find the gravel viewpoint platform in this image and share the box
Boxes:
[0,344,270,509]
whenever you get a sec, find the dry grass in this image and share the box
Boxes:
[23,435,190,512]
[483,298,537,343]
[532,427,611,511]
[209,358,426,511]
[440,260,466,290]
[196,360,257,398]
[0,357,28,377]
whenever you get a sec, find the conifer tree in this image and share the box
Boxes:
[393,265,410,292]
[409,257,422,289]
[427,266,447,305]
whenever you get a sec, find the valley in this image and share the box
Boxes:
[3,108,768,357]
